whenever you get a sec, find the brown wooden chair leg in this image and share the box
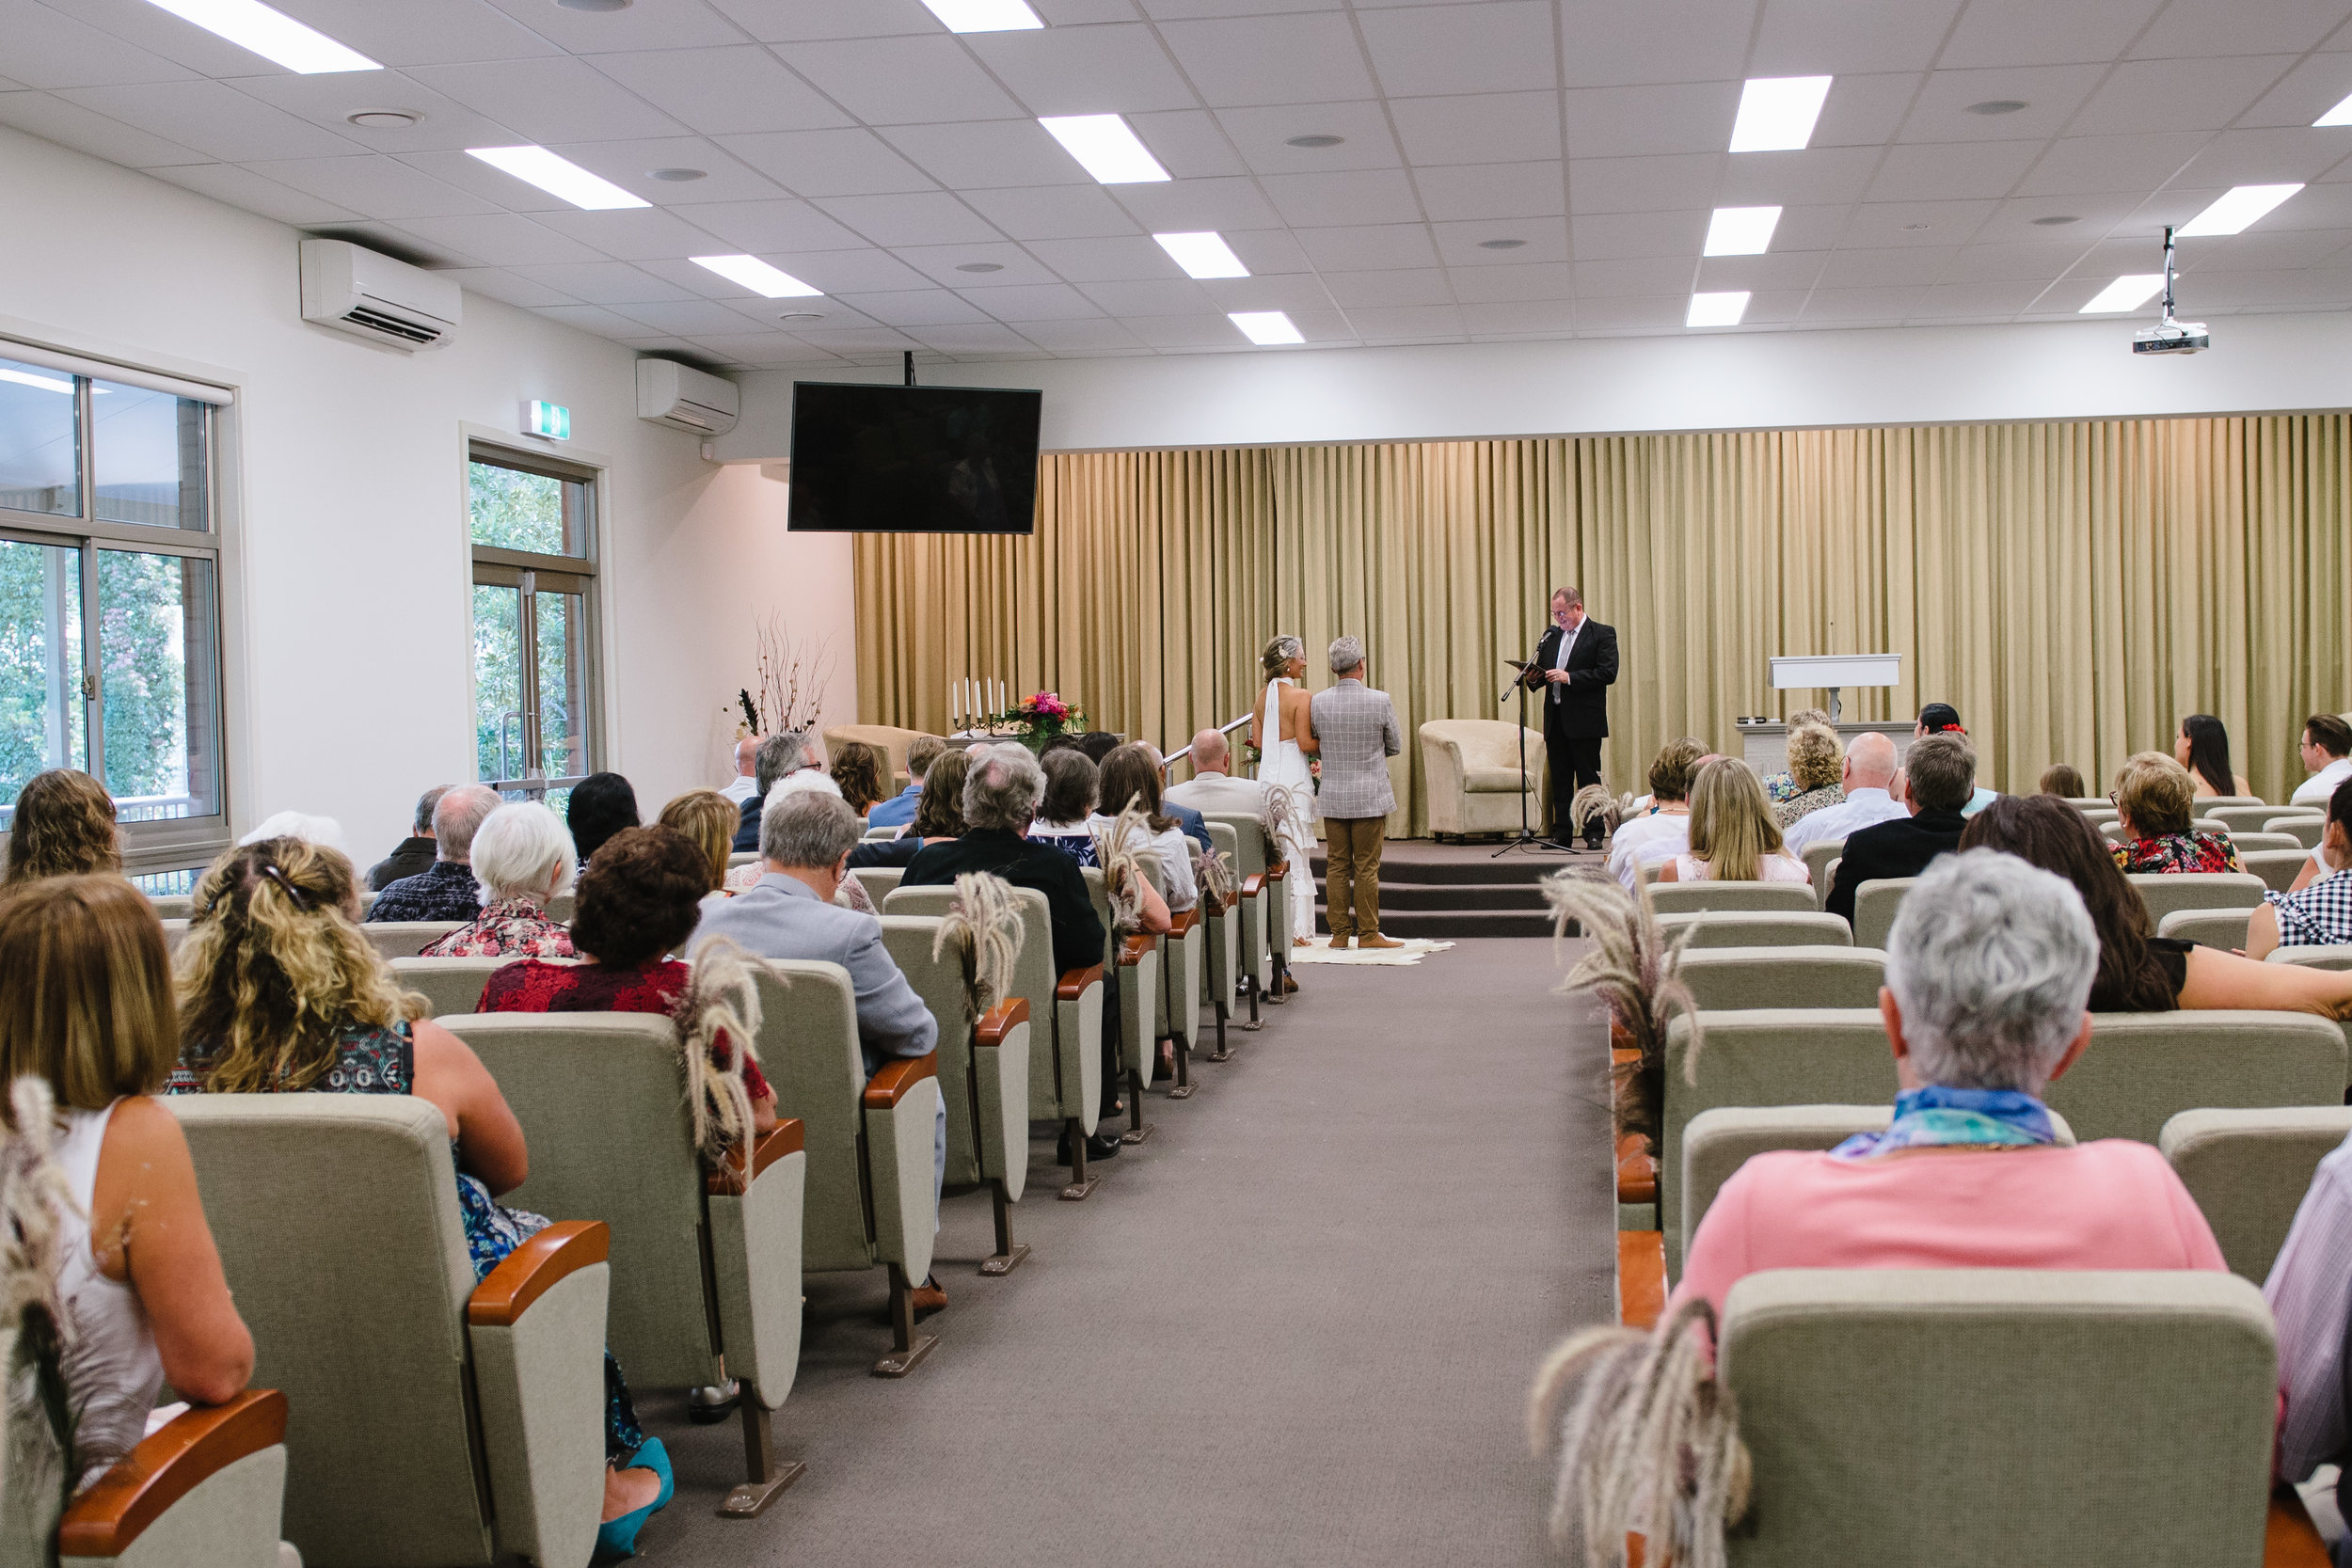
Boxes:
[1059,1114,1097,1200]
[980,1177,1030,1275]
[1206,995,1232,1061]
[873,1262,937,1377]
[1242,973,1263,1031]
[1168,1030,1195,1099]
[720,1398,805,1517]
[1122,1064,1154,1144]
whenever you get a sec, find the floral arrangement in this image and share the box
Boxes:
[987,690,1087,750]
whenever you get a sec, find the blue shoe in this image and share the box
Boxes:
[633,1438,675,1511]
[593,1443,672,1561]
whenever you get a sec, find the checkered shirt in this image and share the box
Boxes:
[2265,866,2352,948]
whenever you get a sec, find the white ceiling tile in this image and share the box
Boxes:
[54,81,364,163]
[1003,317,1148,351]
[1554,0,1756,88]
[1319,266,1454,305]
[1979,197,2133,235]
[776,36,1026,125]
[1566,153,1720,214]
[1156,14,1378,105]
[1461,303,1577,334]
[0,0,197,87]
[531,206,733,260]
[533,303,659,337]
[2170,128,2351,187]
[1111,175,1284,228]
[1939,240,2091,281]
[2245,181,2352,229]
[751,248,941,292]
[1715,146,1882,203]
[961,183,1140,238]
[224,75,527,154]
[2129,0,2352,60]
[1220,227,1312,270]
[1569,208,1708,259]
[394,214,607,266]
[1842,198,1997,245]
[404,57,688,143]
[306,220,468,268]
[1895,65,2109,144]
[717,128,937,198]
[247,0,561,66]
[1567,295,1683,329]
[1865,140,2041,201]
[482,0,745,52]
[1078,277,1218,313]
[1723,288,1811,324]
[1811,73,1923,149]
[1936,0,2164,70]
[244,154,498,219]
[688,331,855,363]
[813,190,1003,245]
[1433,214,1568,262]
[1447,261,1573,300]
[2238,53,2352,129]
[58,0,343,76]
[1343,303,1466,337]
[1414,161,1565,221]
[1137,0,1343,19]
[2067,56,2300,137]
[1277,307,1357,341]
[1770,203,1856,248]
[1293,222,1442,269]
[665,198,867,251]
[1575,256,1694,295]
[1692,249,1827,289]
[879,119,1092,189]
[0,75,23,91]
[910,323,1041,352]
[2180,228,2352,270]
[1033,0,1149,21]
[703,0,940,41]
[1256,167,1422,226]
[1564,81,1740,158]
[541,138,789,202]
[1122,109,1251,177]
[830,290,996,326]
[1752,0,1963,74]
[1359,3,1557,97]
[585,48,851,136]
[1815,245,1957,286]
[505,262,695,304]
[1216,102,1405,173]
[1388,91,1562,165]
[1128,314,1258,347]
[0,90,208,166]
[2010,133,2208,196]
[149,161,361,224]
[438,268,582,309]
[965,24,1197,115]
[895,242,1064,285]
[959,282,1109,319]
[609,299,794,336]
[1799,285,1924,320]
[1906,279,2048,315]
[1018,234,1183,279]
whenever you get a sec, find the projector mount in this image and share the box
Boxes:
[2133,225,2209,356]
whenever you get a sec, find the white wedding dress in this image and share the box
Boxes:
[1257,677,1318,944]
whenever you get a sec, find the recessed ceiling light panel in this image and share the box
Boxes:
[1703,205,1781,256]
[1477,238,1526,250]
[2079,274,2165,313]
[777,311,825,322]
[956,261,1005,273]
[1154,231,1249,279]
[1964,100,2027,115]
[2031,214,2079,226]
[346,109,418,128]
[2176,182,2303,237]
[0,367,76,395]
[138,0,380,73]
[919,0,1042,30]
[692,255,822,298]
[647,166,706,182]
[467,145,649,210]
[1039,115,1170,184]
[1229,310,1303,345]
[1285,135,1343,149]
[1686,291,1750,327]
[2315,91,2352,127]
[1728,75,1832,152]
[555,0,631,9]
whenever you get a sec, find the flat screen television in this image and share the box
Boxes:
[785,381,1042,535]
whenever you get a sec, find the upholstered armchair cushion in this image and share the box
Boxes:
[1419,720,1545,836]
[823,724,932,788]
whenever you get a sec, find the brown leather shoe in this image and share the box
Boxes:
[1358,934,1407,950]
[1327,933,1352,948]
[912,1275,947,1320]
[1280,973,1299,994]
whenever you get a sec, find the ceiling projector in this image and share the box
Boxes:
[2133,226,2208,356]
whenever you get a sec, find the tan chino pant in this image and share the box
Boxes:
[1323,816,1387,939]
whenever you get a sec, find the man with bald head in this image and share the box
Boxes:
[719,736,762,807]
[1163,726,1271,819]
[369,783,500,922]
[1783,731,1907,856]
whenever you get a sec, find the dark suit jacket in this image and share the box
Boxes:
[366,836,437,892]
[1825,809,1968,926]
[848,836,924,869]
[1168,800,1212,853]
[902,829,1107,975]
[1527,618,1619,740]
[733,792,763,853]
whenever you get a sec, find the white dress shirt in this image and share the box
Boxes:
[1781,786,1909,855]
[2292,756,2352,807]
[720,774,758,806]
[1549,618,1581,705]
[1608,811,1690,891]
[2267,1128,2352,1479]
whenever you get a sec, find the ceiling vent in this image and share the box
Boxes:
[635,359,739,435]
[298,239,462,352]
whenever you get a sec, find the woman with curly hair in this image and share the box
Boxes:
[829,740,890,818]
[1774,724,1846,829]
[167,835,673,1550]
[5,768,119,886]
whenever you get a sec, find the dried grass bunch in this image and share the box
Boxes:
[673,938,764,1164]
[933,872,1025,1022]
[1259,783,1307,865]
[1540,869,1702,1145]
[2,1076,78,1543]
[1093,799,1153,932]
[1569,784,1636,840]
[1193,846,1239,913]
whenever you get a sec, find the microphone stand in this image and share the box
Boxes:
[1496,652,1568,857]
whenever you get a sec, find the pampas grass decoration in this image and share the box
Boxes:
[1092,800,1152,932]
[1539,869,1702,1146]
[1,1076,79,1547]
[1259,783,1307,866]
[674,938,763,1165]
[933,871,1025,1023]
[1570,784,1635,840]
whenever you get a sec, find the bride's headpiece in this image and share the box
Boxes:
[1262,635,1304,677]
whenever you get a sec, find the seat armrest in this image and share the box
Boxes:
[1119,934,1153,966]
[1615,1133,1658,1205]
[469,1221,610,1326]
[1057,963,1104,1000]
[1241,874,1265,897]
[57,1389,288,1558]
[2268,1481,2331,1566]
[864,1051,939,1108]
[707,1117,806,1196]
[1266,861,1290,880]
[1618,1231,1666,1332]
[977,997,1029,1047]
[1168,908,1200,935]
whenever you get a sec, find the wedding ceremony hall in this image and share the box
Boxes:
[10,0,2352,1562]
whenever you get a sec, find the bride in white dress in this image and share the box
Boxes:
[1250,635,1320,946]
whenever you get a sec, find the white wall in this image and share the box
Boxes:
[0,123,855,864]
[718,309,2352,459]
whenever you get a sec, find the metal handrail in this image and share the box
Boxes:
[1164,712,1253,767]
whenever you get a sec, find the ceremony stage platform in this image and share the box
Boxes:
[1308,838,1589,941]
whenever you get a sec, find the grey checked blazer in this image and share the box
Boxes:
[1310,679,1403,820]
[689,873,937,1077]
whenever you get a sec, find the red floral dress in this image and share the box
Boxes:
[418,896,575,959]
[2111,831,2242,876]
[477,958,770,1101]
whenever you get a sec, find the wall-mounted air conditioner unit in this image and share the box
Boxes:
[635,358,739,436]
[298,239,462,351]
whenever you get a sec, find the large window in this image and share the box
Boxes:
[469,449,598,809]
[0,350,225,873]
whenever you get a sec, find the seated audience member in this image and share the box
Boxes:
[1961,794,2352,1015]
[1030,749,1103,867]
[4,768,120,887]
[2264,1114,2352,1485]
[830,740,890,818]
[1163,727,1270,820]
[719,736,760,807]
[1667,848,2227,1322]
[691,793,945,1309]
[2247,777,2352,958]
[658,788,738,903]
[2175,713,2251,799]
[370,784,499,923]
[0,876,254,1491]
[2293,714,2352,807]
[1774,724,1846,828]
[1824,733,1976,925]
[2038,763,2088,799]
[1915,703,1998,815]
[1073,732,1120,767]
[1757,708,1831,803]
[566,772,641,866]
[1138,744,1213,852]
[1093,742,1200,911]
[2108,752,2241,874]
[729,731,834,853]
[238,813,347,851]
[168,836,671,1544]
[1783,731,1906,857]
[909,748,973,844]
[1608,738,1706,891]
[868,736,945,831]
[367,785,446,891]
[1657,759,1808,885]
[418,801,577,958]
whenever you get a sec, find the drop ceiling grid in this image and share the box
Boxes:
[3,0,2352,363]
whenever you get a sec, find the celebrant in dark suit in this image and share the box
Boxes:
[1523,586,1619,849]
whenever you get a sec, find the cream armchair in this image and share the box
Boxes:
[1419,720,1546,841]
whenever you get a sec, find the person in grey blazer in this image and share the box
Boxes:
[1309,637,1404,949]
[691,788,949,1310]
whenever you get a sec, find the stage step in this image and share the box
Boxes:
[1300,835,1603,938]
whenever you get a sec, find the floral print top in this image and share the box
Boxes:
[418,896,574,959]
[2111,831,2242,876]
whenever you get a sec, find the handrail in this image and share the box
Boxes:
[1165,712,1253,768]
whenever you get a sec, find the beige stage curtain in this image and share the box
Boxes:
[855,415,2352,832]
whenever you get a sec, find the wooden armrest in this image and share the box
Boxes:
[1241,874,1265,896]
[1618,1230,1666,1333]
[706,1117,805,1196]
[1168,907,1200,934]
[1611,1046,1640,1070]
[976,997,1029,1048]
[1119,933,1153,966]
[863,1050,938,1109]
[469,1220,609,1326]
[57,1389,288,1558]
[1615,1133,1658,1205]
[2268,1482,2331,1567]
[1266,861,1290,880]
[1056,963,1104,1001]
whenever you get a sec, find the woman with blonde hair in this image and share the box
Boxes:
[1775,724,1845,829]
[1657,758,1810,884]
[167,835,673,1552]
[659,788,739,899]
[4,768,119,885]
[1250,634,1319,945]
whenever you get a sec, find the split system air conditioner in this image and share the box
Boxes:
[635,358,739,435]
[299,239,462,351]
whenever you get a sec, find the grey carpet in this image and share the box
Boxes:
[635,937,1615,1565]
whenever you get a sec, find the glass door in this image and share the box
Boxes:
[472,562,592,809]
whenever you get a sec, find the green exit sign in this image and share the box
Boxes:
[527,401,570,440]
